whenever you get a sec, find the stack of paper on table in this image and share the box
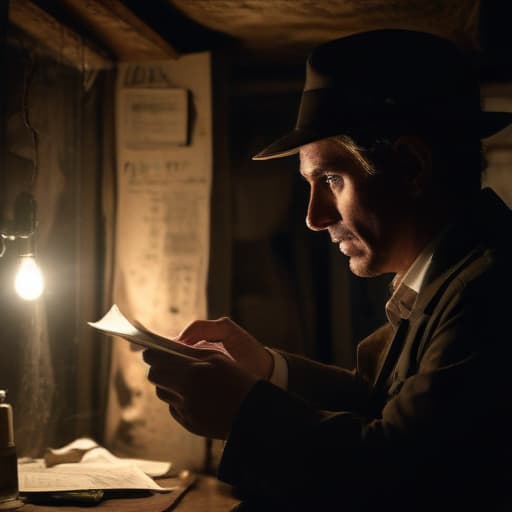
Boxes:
[18,438,174,494]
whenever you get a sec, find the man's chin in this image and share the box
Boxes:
[348,255,382,278]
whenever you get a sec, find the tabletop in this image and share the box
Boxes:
[15,474,240,512]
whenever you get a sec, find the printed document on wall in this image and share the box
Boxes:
[115,55,211,336]
[106,54,212,468]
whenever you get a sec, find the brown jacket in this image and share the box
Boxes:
[220,189,512,511]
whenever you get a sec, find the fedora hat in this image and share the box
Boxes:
[253,29,512,160]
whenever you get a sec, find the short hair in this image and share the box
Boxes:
[331,133,485,195]
[330,134,376,175]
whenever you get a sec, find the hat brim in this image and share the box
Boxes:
[252,111,512,161]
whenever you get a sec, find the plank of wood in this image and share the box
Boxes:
[8,0,111,70]
[58,0,178,61]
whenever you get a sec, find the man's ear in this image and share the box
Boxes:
[392,136,433,196]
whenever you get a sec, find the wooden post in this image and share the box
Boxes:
[0,0,8,236]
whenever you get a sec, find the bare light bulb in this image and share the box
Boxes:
[14,255,44,300]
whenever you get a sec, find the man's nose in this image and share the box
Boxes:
[305,186,341,231]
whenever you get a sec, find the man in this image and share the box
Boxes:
[144,30,512,510]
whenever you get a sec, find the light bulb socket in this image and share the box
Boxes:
[0,192,36,240]
[16,236,35,258]
[13,192,36,238]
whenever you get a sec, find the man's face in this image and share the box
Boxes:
[300,138,415,277]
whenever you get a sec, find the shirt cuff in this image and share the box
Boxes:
[265,348,288,390]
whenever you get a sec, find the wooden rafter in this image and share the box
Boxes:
[8,0,179,69]
[8,0,111,70]
[59,0,178,61]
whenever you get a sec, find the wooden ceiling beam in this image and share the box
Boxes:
[57,0,179,61]
[8,0,179,69]
[8,0,111,70]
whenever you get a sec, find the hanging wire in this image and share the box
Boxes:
[21,50,39,188]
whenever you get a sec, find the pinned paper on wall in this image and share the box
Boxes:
[121,88,189,150]
[114,56,211,336]
[106,54,212,468]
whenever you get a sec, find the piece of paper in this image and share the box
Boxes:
[115,58,211,337]
[18,461,173,493]
[89,304,233,360]
[48,437,98,454]
[44,438,172,477]
[106,56,212,467]
[18,438,174,493]
[88,305,200,361]
[121,88,188,149]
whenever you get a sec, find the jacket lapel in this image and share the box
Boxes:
[370,318,409,409]
[368,189,510,410]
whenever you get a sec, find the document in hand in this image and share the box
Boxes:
[88,305,200,361]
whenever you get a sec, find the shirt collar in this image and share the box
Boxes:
[400,244,434,293]
[385,232,444,328]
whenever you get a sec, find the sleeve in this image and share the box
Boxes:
[218,274,511,509]
[279,323,392,412]
[280,352,368,412]
[265,348,288,390]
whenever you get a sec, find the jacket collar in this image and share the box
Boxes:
[412,187,511,319]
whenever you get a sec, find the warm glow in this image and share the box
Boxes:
[14,255,44,301]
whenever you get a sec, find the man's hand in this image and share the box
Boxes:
[143,350,257,439]
[176,317,274,380]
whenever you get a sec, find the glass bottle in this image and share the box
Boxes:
[0,390,21,509]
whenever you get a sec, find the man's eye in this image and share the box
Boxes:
[324,174,342,186]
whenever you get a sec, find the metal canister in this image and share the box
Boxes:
[0,390,20,508]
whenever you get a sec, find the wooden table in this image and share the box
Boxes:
[16,474,240,512]
[173,475,240,511]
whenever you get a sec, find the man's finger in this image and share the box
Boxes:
[146,354,195,393]
[143,347,227,368]
[177,317,234,343]
[141,333,226,361]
